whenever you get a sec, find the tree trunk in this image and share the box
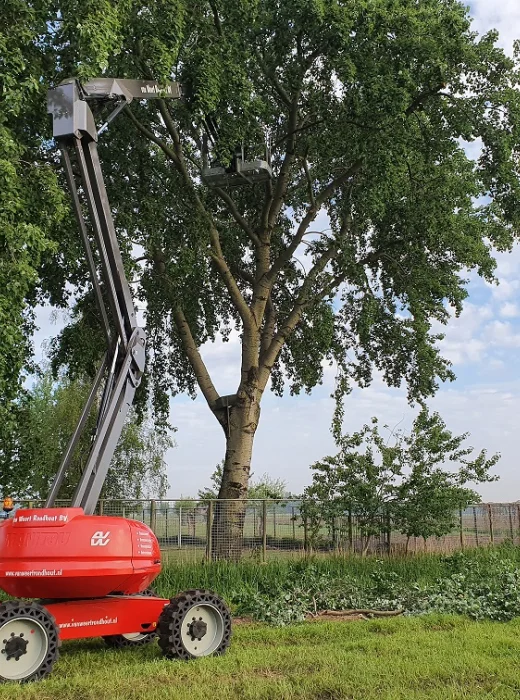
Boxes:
[211,391,260,560]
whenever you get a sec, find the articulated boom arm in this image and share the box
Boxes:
[45,78,180,514]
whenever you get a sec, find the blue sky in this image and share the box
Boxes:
[32,1,520,501]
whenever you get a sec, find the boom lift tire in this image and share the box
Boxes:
[158,590,231,660]
[0,601,60,683]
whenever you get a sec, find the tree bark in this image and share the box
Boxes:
[211,389,261,560]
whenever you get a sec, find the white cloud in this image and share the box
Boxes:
[434,303,492,365]
[487,278,520,302]
[484,320,520,348]
[499,302,519,318]
[470,1,520,55]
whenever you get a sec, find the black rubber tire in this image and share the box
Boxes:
[158,589,232,660]
[0,601,61,683]
[103,588,158,649]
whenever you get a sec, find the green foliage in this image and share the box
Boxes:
[302,408,499,549]
[0,1,65,447]
[0,371,170,500]
[156,545,520,626]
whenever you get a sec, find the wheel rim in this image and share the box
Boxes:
[121,632,148,642]
[180,603,225,657]
[0,618,49,681]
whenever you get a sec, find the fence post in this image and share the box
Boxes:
[332,517,339,552]
[509,505,514,542]
[488,504,494,545]
[206,500,213,561]
[178,505,182,549]
[303,514,309,555]
[473,506,479,547]
[459,507,464,550]
[150,499,157,535]
[292,507,296,542]
[273,503,277,540]
[385,507,391,554]
[262,499,267,563]
[348,508,353,553]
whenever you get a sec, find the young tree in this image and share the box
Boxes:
[394,470,480,552]
[303,409,499,554]
[393,408,499,549]
[0,372,170,500]
[303,419,404,554]
[25,1,520,556]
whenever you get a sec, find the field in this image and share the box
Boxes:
[1,615,520,699]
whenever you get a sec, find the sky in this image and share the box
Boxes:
[31,1,520,502]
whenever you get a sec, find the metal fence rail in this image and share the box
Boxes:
[10,499,520,561]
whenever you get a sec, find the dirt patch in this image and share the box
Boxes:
[232,616,255,625]
[232,610,403,625]
[306,612,370,623]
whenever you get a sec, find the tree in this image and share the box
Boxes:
[303,409,499,554]
[392,408,499,550]
[303,418,405,554]
[0,1,66,451]
[0,371,170,501]
[17,1,520,557]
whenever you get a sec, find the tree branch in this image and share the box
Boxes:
[229,261,255,286]
[264,158,363,289]
[258,243,339,389]
[271,118,324,149]
[213,186,261,247]
[124,108,181,167]
[267,88,301,229]
[260,294,277,358]
[302,156,316,210]
[208,0,223,36]
[208,238,255,328]
[172,306,221,412]
[145,101,254,329]
[254,50,292,108]
[405,83,447,116]
[157,100,194,186]
[314,158,364,208]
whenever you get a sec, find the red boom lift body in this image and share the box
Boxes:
[0,78,248,683]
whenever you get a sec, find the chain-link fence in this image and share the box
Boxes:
[10,499,520,561]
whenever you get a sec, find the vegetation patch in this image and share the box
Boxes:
[157,545,520,625]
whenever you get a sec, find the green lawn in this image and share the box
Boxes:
[2,615,520,699]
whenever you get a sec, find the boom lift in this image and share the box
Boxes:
[0,78,239,683]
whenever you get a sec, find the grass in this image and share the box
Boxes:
[2,615,520,699]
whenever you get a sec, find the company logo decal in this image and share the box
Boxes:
[90,531,110,546]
